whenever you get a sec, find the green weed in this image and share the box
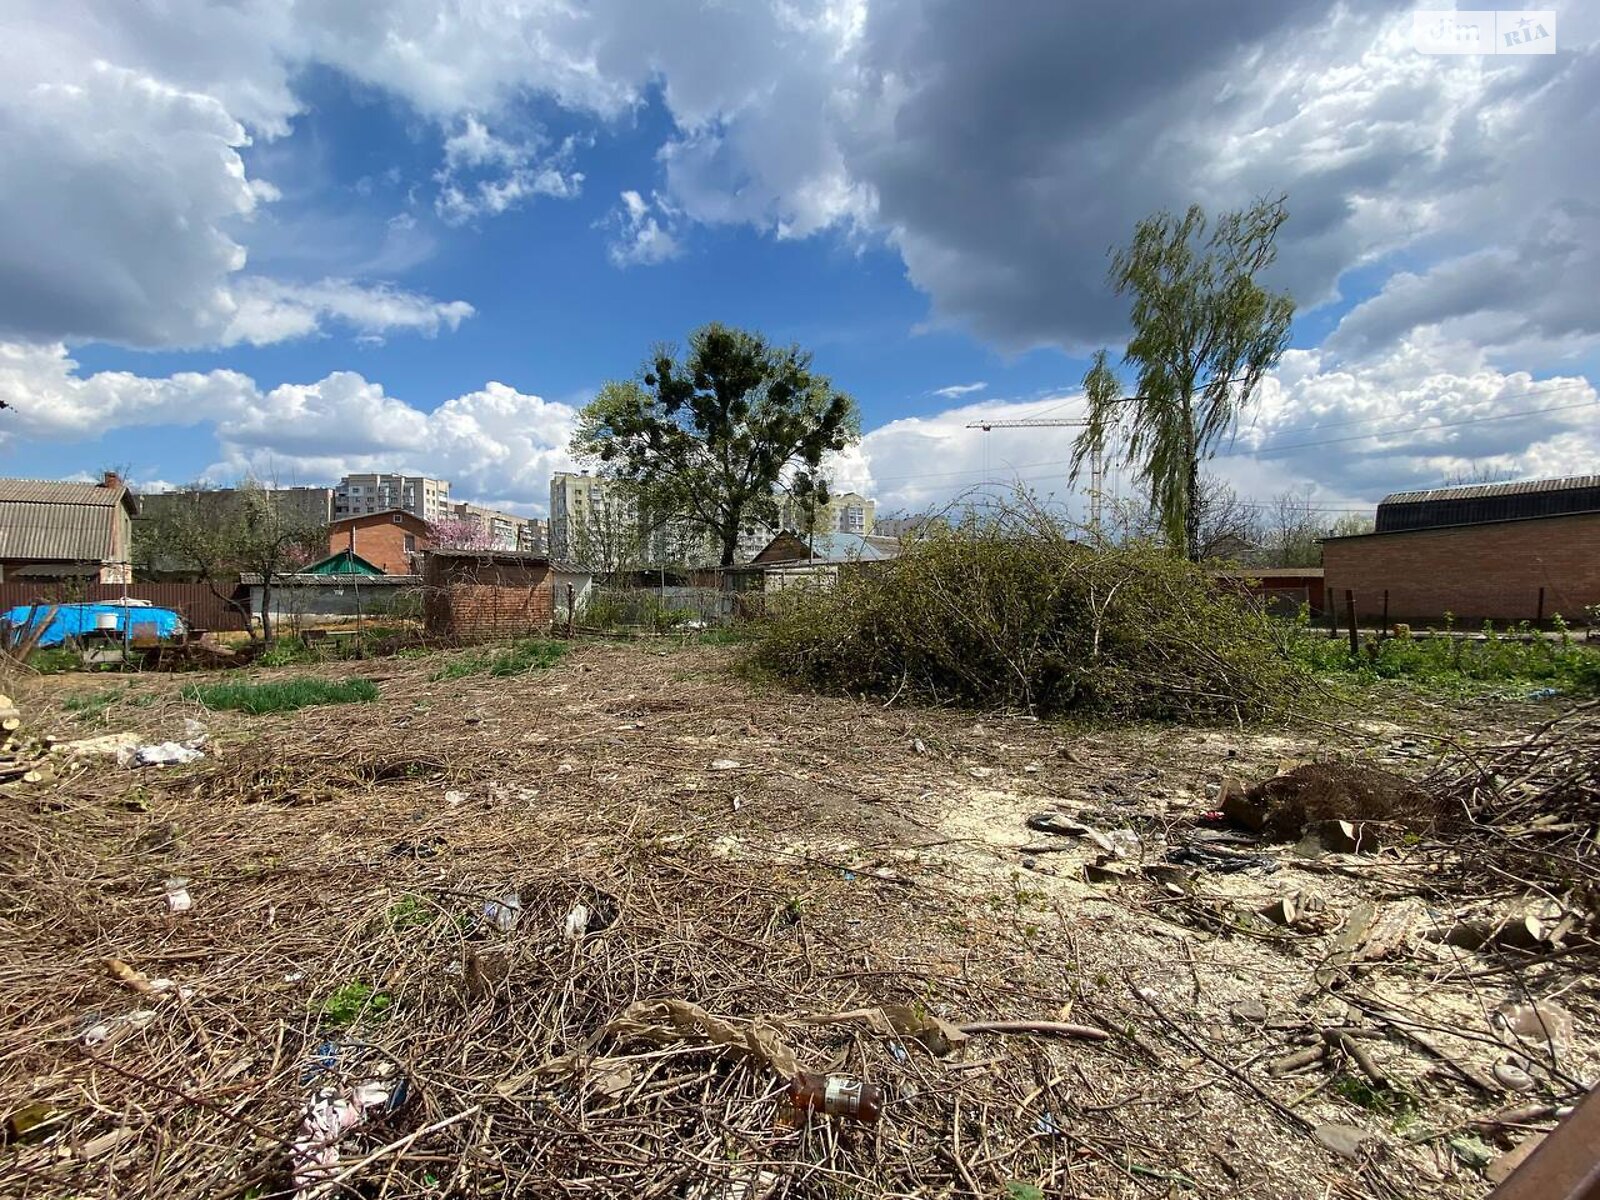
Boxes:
[430,638,565,681]
[183,677,378,714]
[386,894,435,931]
[1332,1074,1419,1125]
[26,647,80,674]
[1293,617,1600,695]
[319,981,392,1028]
[63,687,123,723]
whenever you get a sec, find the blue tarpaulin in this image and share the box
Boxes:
[2,602,185,648]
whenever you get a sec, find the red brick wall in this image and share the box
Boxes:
[423,556,553,641]
[329,513,430,575]
[1322,513,1600,625]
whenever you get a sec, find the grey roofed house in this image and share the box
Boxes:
[750,530,902,565]
[0,473,140,583]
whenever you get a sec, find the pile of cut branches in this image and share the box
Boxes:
[751,498,1305,721]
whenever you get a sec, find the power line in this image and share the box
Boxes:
[1246,395,1597,456]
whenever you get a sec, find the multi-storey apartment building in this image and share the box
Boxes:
[333,474,451,523]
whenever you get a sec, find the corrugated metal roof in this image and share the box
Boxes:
[0,502,116,561]
[1381,475,1600,505]
[1376,474,1600,533]
[0,479,120,505]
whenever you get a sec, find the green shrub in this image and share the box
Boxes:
[748,505,1305,721]
[26,647,80,674]
[430,638,566,681]
[183,677,378,714]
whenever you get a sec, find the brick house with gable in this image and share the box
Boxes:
[327,509,431,576]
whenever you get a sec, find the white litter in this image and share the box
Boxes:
[444,790,467,806]
[121,741,205,768]
[82,1008,158,1047]
[483,891,522,932]
[164,878,192,913]
[709,759,741,771]
[563,903,591,942]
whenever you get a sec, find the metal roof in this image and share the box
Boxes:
[0,501,118,561]
[758,532,901,563]
[1375,475,1600,533]
[240,573,422,585]
[1381,475,1600,505]
[424,548,550,563]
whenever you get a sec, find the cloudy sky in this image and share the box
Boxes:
[1,1,1595,522]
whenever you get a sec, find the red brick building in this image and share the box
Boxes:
[328,509,430,575]
[1322,476,1600,625]
[423,549,555,641]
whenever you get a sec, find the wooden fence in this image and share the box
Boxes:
[0,583,250,631]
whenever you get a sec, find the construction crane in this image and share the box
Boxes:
[966,416,1107,534]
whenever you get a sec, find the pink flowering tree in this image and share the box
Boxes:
[426,517,498,550]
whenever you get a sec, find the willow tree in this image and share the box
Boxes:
[1072,197,1294,560]
[572,324,859,566]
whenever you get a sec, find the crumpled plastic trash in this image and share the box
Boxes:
[483,891,522,932]
[1167,843,1279,874]
[291,1041,410,1196]
[119,720,208,769]
[563,903,591,942]
[82,1007,158,1047]
[164,878,192,913]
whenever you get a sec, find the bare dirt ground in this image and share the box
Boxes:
[2,641,1592,1199]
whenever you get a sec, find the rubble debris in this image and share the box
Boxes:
[1314,902,1375,987]
[1485,1132,1547,1185]
[1231,999,1267,1024]
[1218,776,1265,832]
[1493,1061,1537,1093]
[1313,1123,1376,1161]
[1165,842,1278,874]
[1244,763,1440,842]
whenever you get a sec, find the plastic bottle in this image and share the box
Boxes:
[788,1072,884,1124]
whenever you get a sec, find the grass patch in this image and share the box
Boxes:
[386,894,436,932]
[430,638,566,681]
[183,677,378,715]
[63,687,124,723]
[1331,1074,1420,1127]
[1294,617,1600,696]
[319,981,392,1028]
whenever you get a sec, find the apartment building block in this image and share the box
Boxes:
[333,474,451,523]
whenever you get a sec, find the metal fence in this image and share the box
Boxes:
[0,582,249,630]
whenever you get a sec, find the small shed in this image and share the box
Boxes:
[423,549,555,642]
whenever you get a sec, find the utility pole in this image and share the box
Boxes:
[965,417,1107,535]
